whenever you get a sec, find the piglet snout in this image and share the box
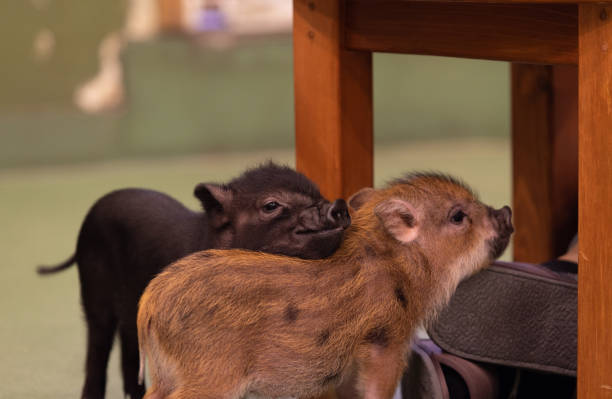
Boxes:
[327,199,350,229]
[492,205,514,237]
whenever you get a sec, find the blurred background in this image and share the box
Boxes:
[1,0,510,397]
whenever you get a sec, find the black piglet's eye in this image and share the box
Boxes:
[263,201,280,212]
[451,210,467,225]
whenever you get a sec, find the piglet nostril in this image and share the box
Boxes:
[328,199,350,227]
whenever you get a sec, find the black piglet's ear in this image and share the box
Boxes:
[194,183,233,228]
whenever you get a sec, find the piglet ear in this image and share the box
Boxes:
[374,198,419,244]
[194,183,233,228]
[348,187,375,211]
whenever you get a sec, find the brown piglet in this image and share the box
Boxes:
[137,172,513,399]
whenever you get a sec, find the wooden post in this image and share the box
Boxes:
[293,0,373,201]
[511,64,578,263]
[578,4,612,398]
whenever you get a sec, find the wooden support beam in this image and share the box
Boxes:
[389,0,601,3]
[293,0,373,200]
[345,1,578,65]
[511,64,578,263]
[577,4,612,398]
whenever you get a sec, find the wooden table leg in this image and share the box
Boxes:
[511,64,578,263]
[578,4,612,398]
[293,0,373,201]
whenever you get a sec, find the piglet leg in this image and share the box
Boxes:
[338,345,406,399]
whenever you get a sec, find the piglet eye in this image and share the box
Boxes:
[450,210,467,225]
[263,201,280,212]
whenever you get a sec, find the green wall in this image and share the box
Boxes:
[0,1,510,168]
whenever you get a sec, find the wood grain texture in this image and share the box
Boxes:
[578,4,612,399]
[293,0,373,201]
[345,1,578,64]
[394,0,604,3]
[512,64,578,263]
